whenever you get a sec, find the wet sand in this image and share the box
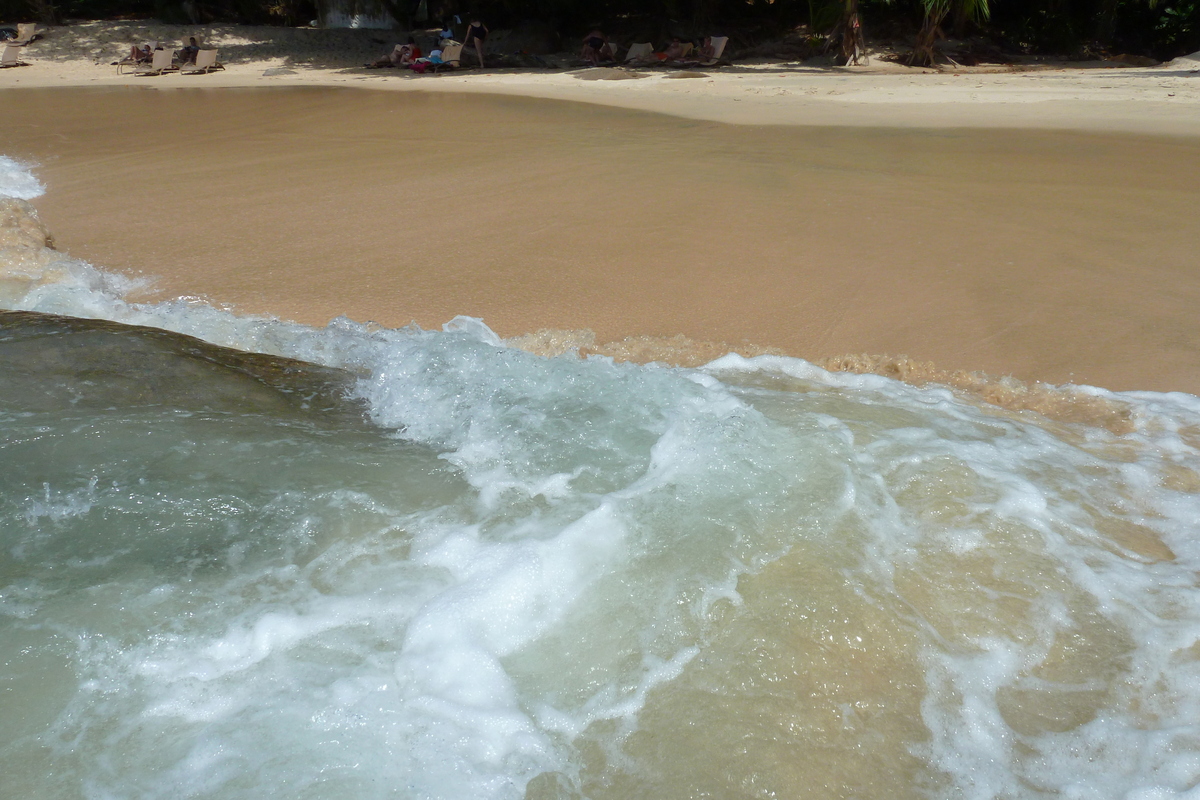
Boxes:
[5,85,1200,394]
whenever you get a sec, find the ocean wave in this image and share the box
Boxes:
[5,178,1200,799]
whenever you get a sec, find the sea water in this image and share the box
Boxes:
[3,159,1200,800]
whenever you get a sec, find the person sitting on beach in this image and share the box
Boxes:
[395,37,422,65]
[581,29,611,66]
[129,44,153,63]
[177,37,200,65]
[366,37,421,68]
[408,47,444,73]
[656,37,689,62]
[464,19,487,68]
[696,36,715,61]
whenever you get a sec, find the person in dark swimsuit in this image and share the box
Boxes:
[581,29,609,66]
[465,19,487,68]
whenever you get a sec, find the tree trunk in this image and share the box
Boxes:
[907,6,948,67]
[831,0,864,65]
[28,0,59,25]
[1092,0,1120,47]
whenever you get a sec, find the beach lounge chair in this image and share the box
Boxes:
[8,23,41,46]
[0,44,29,67]
[115,40,157,73]
[432,42,462,72]
[624,42,654,63]
[675,37,729,68]
[181,48,222,74]
[134,48,177,76]
[174,34,206,64]
[652,42,693,65]
[409,42,461,74]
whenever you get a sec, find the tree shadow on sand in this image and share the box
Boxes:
[26,22,396,70]
[23,22,1200,79]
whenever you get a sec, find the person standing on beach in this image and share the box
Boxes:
[465,19,487,68]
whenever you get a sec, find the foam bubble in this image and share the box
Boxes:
[0,156,44,200]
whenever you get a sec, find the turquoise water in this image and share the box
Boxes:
[4,159,1200,799]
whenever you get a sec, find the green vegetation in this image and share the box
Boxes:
[3,0,1197,61]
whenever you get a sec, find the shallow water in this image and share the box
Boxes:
[5,142,1200,799]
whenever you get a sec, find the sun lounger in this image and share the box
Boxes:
[1,44,29,67]
[432,42,462,72]
[624,42,654,62]
[115,41,157,73]
[651,42,694,65]
[409,42,462,74]
[676,36,729,68]
[8,23,41,47]
[134,48,177,76]
[174,35,207,64]
[180,48,222,74]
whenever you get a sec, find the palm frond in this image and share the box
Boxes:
[958,0,991,23]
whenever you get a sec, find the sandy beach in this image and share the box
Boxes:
[4,22,1200,396]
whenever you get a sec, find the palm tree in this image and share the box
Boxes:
[907,0,991,66]
[830,0,866,65]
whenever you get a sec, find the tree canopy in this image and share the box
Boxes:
[4,0,1197,60]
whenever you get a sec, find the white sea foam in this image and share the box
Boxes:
[4,186,1200,799]
[0,156,44,200]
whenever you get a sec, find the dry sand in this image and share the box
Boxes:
[3,22,1200,396]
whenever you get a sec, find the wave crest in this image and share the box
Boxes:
[507,328,1135,434]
